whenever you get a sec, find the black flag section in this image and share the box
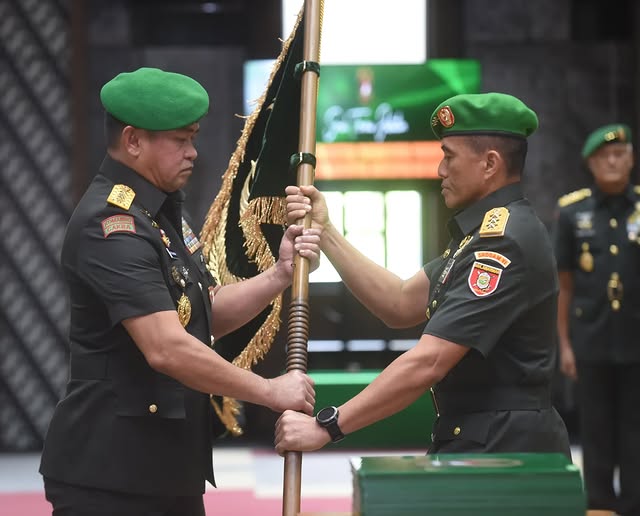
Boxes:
[200,9,305,436]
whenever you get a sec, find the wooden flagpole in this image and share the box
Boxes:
[282,0,322,514]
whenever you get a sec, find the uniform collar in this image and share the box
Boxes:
[592,183,635,207]
[99,154,184,218]
[448,182,524,240]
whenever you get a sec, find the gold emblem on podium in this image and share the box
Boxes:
[579,242,593,272]
[177,293,192,327]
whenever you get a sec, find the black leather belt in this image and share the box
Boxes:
[430,385,551,416]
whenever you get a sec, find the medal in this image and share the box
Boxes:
[177,293,191,327]
[171,266,186,288]
[160,229,171,248]
[579,242,593,272]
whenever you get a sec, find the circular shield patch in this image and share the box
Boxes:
[468,261,502,297]
[437,106,455,128]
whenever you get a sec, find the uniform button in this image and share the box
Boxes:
[612,300,621,311]
[432,300,437,308]
[610,244,619,255]
[610,218,618,228]
[149,404,158,414]
[453,426,461,436]
[575,307,583,317]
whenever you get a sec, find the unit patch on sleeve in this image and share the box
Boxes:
[101,214,136,238]
[468,261,502,297]
[473,251,511,268]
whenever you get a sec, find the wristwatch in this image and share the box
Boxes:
[315,406,345,443]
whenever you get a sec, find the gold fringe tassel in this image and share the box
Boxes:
[199,10,303,436]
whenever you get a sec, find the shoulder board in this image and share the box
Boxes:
[479,207,510,238]
[557,188,591,208]
[634,185,640,195]
[107,184,136,210]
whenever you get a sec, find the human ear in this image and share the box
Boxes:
[122,126,142,157]
[484,149,500,178]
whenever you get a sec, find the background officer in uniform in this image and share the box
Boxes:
[39,67,321,516]
[275,93,570,459]
[553,123,640,516]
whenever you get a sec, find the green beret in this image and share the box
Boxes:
[430,92,538,140]
[100,67,209,131]
[581,123,632,159]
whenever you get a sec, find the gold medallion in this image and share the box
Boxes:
[177,293,191,327]
[579,242,593,272]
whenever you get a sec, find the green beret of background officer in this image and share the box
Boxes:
[552,123,640,515]
[275,92,570,461]
[39,67,321,516]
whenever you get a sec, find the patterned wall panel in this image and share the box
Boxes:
[0,0,71,451]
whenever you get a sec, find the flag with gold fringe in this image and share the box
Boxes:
[200,8,305,437]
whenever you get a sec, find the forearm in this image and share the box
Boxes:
[322,223,414,326]
[337,345,438,435]
[211,264,290,339]
[159,329,273,405]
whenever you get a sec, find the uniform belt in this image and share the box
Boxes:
[430,385,551,416]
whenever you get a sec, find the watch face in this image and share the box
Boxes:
[316,406,337,424]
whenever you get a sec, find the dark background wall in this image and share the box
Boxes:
[1,0,638,450]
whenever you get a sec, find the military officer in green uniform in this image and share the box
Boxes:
[39,67,321,516]
[275,93,570,460]
[553,123,640,516]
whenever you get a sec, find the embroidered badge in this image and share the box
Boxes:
[468,261,502,297]
[101,214,136,238]
[107,184,136,210]
[473,251,511,268]
[437,106,455,128]
[182,217,202,254]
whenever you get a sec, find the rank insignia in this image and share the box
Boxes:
[182,217,202,254]
[479,207,510,237]
[177,293,191,327]
[101,214,136,238]
[468,261,502,297]
[107,184,136,210]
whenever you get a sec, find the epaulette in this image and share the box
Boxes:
[479,207,509,238]
[107,184,136,210]
[557,188,591,208]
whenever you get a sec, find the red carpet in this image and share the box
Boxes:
[0,490,351,516]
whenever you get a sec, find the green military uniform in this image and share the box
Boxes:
[424,93,571,458]
[553,124,640,515]
[40,68,215,516]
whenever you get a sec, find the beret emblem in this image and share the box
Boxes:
[437,106,455,128]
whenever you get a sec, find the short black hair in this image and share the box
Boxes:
[104,112,126,150]
[466,135,528,177]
